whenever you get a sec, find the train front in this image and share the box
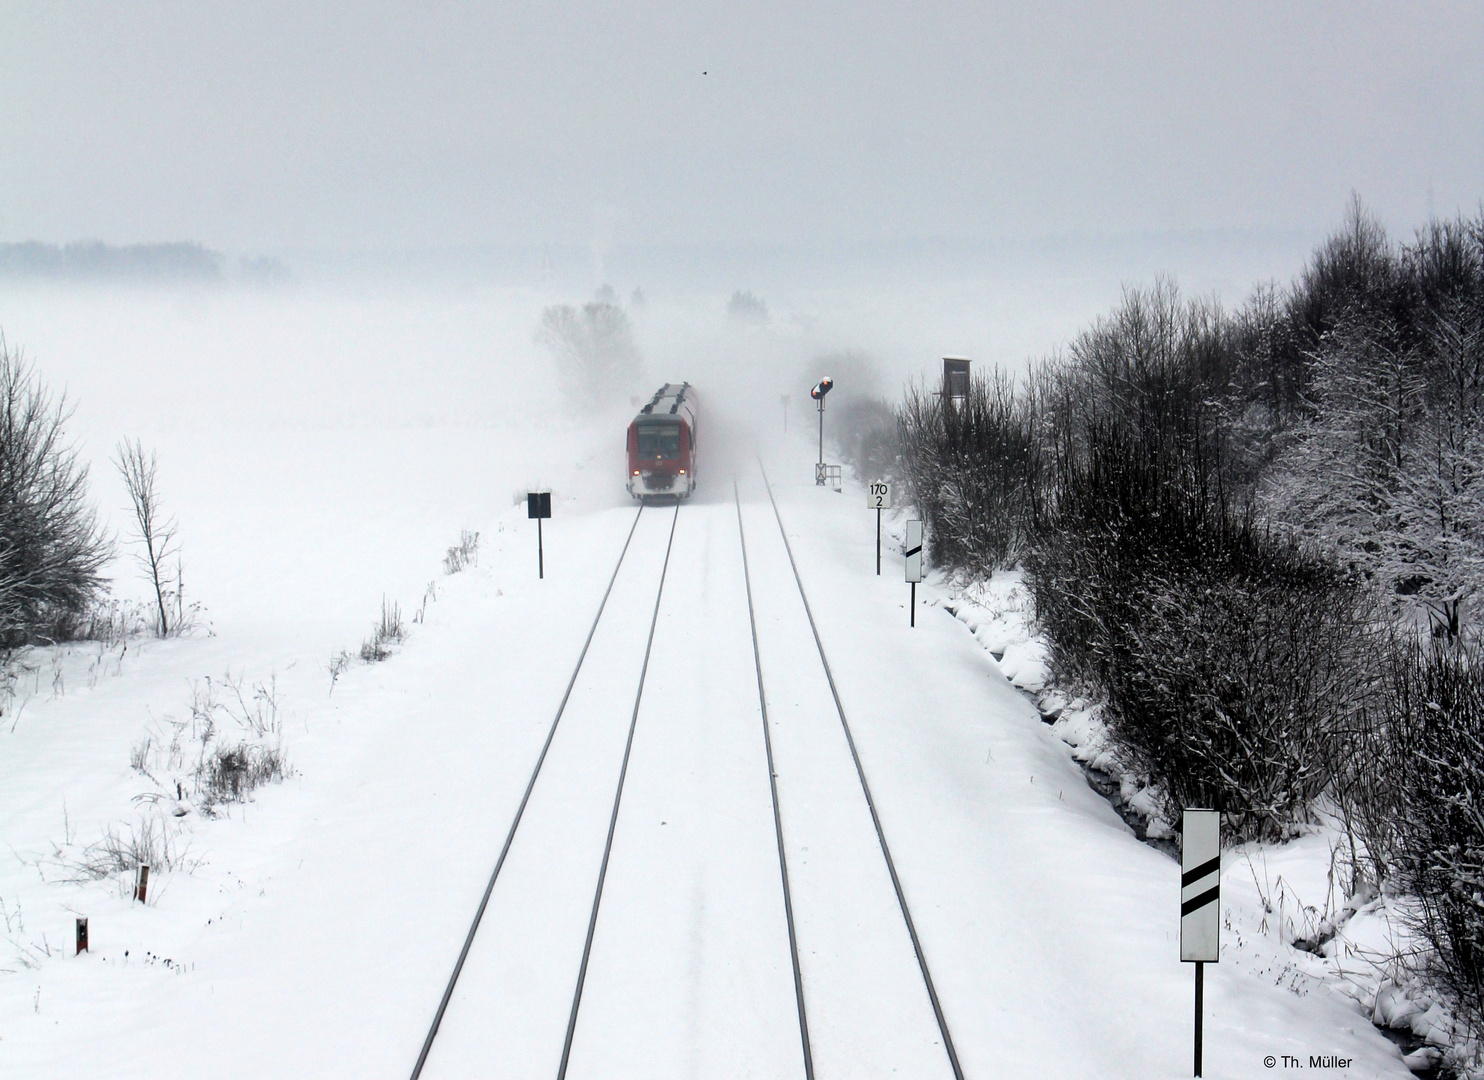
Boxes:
[627,416,694,499]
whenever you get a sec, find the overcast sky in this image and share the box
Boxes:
[2,1,1480,255]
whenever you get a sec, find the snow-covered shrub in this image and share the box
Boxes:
[359,596,404,662]
[0,335,111,646]
[170,673,290,811]
[442,530,479,575]
[199,742,287,808]
[1262,302,1484,640]
[1356,639,1484,1037]
[897,368,1041,575]
[1025,420,1370,840]
[62,814,195,881]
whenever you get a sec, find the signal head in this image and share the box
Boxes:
[810,377,834,399]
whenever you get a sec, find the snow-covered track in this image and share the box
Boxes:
[754,461,967,1080]
[735,480,816,1080]
[555,504,680,1078]
[408,502,676,1080]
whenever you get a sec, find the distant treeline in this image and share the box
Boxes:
[0,241,288,284]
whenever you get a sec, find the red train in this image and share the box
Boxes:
[627,383,698,500]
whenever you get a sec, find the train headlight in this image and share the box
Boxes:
[679,469,685,474]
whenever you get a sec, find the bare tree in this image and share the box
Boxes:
[114,440,178,637]
[0,334,111,644]
[1266,300,1484,637]
[536,300,642,412]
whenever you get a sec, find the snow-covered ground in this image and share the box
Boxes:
[0,284,1428,1078]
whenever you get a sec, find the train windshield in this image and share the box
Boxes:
[637,423,681,459]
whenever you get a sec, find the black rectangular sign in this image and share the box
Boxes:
[527,492,551,519]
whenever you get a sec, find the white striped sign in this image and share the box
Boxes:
[904,521,923,583]
[1180,809,1220,963]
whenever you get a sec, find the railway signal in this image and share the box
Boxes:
[1181,808,1221,1077]
[810,377,833,480]
[867,482,892,574]
[904,519,922,626]
[527,492,552,579]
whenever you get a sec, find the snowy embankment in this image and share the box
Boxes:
[935,569,1458,1076]
[0,283,1427,1078]
[3,437,1421,1078]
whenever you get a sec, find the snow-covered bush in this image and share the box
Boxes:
[199,742,287,808]
[897,368,1041,575]
[442,530,479,575]
[0,335,111,646]
[1346,639,1484,1038]
[1262,291,1484,640]
[1025,420,1370,840]
[359,596,404,662]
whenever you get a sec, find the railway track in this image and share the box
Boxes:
[408,473,962,1078]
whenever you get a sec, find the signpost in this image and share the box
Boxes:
[1181,808,1221,1077]
[867,482,892,574]
[904,519,922,626]
[527,492,552,579]
[810,377,833,481]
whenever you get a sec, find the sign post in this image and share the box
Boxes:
[75,917,88,955]
[867,482,892,574]
[904,519,922,626]
[527,492,552,579]
[1181,808,1221,1077]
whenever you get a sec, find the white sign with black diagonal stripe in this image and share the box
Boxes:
[1180,809,1221,963]
[904,520,923,583]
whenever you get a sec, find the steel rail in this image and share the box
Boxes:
[556,502,681,1079]
[760,463,966,1080]
[734,480,815,1080]
[409,504,646,1080]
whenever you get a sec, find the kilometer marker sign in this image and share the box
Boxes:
[868,482,891,574]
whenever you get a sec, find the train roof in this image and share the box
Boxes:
[634,382,696,422]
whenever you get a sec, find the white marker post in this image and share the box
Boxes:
[904,519,923,626]
[1181,809,1221,1077]
[867,482,892,575]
